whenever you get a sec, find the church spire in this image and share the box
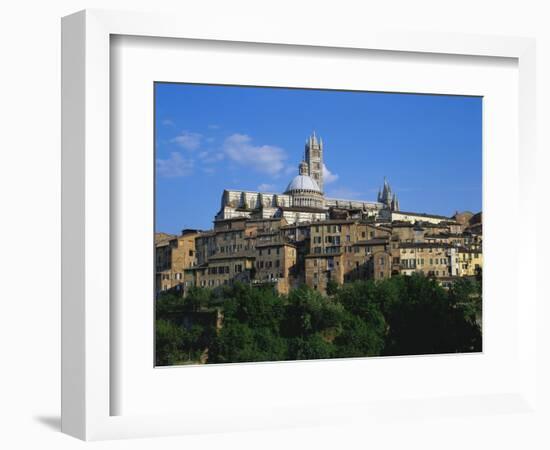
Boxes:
[304,131,324,193]
[379,177,397,209]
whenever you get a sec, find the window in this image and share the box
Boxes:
[275,260,280,268]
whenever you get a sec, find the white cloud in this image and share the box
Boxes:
[156,152,194,177]
[323,164,339,184]
[161,119,175,127]
[198,150,224,164]
[223,134,287,176]
[204,153,225,164]
[208,124,220,130]
[258,183,277,192]
[171,131,202,151]
[284,165,297,175]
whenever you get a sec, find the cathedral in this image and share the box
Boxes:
[216,132,400,225]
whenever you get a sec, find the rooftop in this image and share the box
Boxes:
[393,210,451,220]
[208,251,255,261]
[280,206,326,213]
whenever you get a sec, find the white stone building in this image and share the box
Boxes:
[215,132,397,225]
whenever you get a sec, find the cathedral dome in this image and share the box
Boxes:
[285,175,321,194]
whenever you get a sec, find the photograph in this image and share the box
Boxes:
[154,83,483,366]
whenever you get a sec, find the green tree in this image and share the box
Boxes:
[155,319,185,366]
[282,286,343,338]
[287,334,334,360]
[332,281,387,357]
[326,279,340,296]
[381,274,481,355]
[333,311,385,358]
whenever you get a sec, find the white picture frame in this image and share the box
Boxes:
[61,9,538,441]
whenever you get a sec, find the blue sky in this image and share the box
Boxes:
[155,83,482,234]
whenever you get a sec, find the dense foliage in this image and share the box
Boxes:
[155,274,481,366]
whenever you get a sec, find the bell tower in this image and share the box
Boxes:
[305,131,324,193]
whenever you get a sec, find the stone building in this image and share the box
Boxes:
[456,247,483,276]
[305,253,345,292]
[254,242,297,294]
[215,132,390,225]
[183,253,255,289]
[156,132,482,296]
[155,229,201,294]
[396,242,459,278]
[391,210,456,225]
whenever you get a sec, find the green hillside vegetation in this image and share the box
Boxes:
[155,274,482,366]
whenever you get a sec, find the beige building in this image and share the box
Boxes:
[305,253,345,293]
[157,133,482,297]
[372,251,392,280]
[254,242,297,294]
[457,247,483,276]
[156,229,201,295]
[396,242,459,278]
[391,210,453,225]
[184,253,255,290]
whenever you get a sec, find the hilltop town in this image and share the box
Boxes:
[156,132,482,297]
